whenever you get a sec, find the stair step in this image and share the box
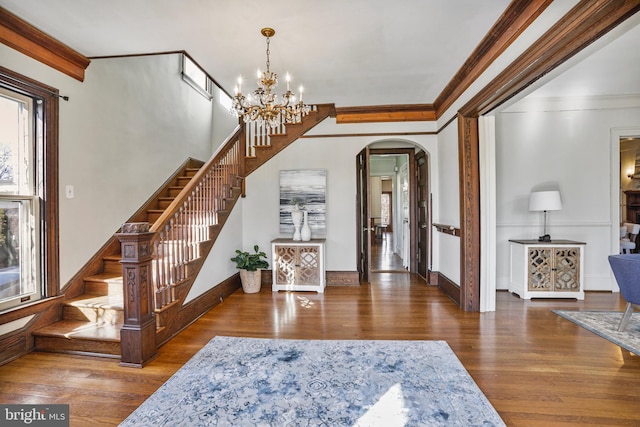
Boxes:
[177,176,192,186]
[102,255,122,274]
[34,320,121,357]
[63,294,124,324]
[84,272,123,296]
[158,197,175,209]
[168,186,184,197]
[147,209,163,222]
[185,168,200,177]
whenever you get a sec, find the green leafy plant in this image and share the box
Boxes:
[230,245,269,271]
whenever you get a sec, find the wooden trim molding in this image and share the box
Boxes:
[302,131,436,139]
[458,114,480,312]
[435,272,461,307]
[335,104,436,124]
[0,7,90,81]
[433,223,460,237]
[326,271,360,286]
[435,0,553,118]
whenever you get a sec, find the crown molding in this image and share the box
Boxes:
[0,7,90,81]
[335,104,436,124]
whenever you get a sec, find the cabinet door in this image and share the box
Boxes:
[553,247,580,291]
[274,245,297,285]
[297,245,321,285]
[528,248,552,291]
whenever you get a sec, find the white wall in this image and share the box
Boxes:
[495,96,640,291]
[433,120,461,283]
[1,45,220,285]
[243,119,438,273]
[212,87,241,150]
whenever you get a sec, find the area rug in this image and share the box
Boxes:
[120,336,504,426]
[553,310,640,356]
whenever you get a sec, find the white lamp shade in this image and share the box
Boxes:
[529,191,562,211]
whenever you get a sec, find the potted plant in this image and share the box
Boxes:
[231,245,269,293]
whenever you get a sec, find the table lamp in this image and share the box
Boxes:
[529,190,562,242]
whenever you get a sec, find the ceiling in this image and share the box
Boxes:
[1,1,639,108]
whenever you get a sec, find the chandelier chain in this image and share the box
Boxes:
[265,36,270,73]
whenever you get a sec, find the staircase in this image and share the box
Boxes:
[32,104,335,360]
[33,163,204,358]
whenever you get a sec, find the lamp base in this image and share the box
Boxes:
[538,234,551,242]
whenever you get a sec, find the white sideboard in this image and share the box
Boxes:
[271,239,325,293]
[509,239,585,300]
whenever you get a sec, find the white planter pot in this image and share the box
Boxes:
[239,269,262,293]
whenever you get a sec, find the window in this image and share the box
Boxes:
[0,68,58,313]
[182,54,213,99]
[218,89,233,112]
[381,193,390,226]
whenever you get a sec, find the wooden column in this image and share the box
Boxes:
[116,222,157,368]
[458,114,481,312]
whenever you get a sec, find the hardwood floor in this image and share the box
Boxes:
[1,274,639,426]
[371,231,407,272]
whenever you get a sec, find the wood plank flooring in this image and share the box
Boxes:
[1,273,639,426]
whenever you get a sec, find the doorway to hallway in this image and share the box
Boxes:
[356,145,429,279]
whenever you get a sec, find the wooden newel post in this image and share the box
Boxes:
[116,222,157,368]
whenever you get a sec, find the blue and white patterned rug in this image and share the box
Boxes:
[120,337,504,426]
[553,310,640,356]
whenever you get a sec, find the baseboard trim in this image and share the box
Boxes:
[434,271,461,306]
[326,271,360,286]
[261,270,360,287]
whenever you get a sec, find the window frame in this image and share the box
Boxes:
[181,54,213,100]
[0,66,59,313]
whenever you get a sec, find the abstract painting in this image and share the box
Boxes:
[279,169,326,236]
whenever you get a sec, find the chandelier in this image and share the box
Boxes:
[232,28,310,128]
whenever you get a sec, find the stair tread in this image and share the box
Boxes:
[102,255,122,262]
[34,320,121,341]
[66,294,123,309]
[84,272,122,282]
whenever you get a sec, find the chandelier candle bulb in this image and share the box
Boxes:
[286,73,291,91]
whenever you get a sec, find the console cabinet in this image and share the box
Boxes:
[271,239,325,293]
[509,239,585,300]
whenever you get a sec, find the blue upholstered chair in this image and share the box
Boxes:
[608,254,640,331]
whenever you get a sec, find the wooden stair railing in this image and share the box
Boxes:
[145,126,245,342]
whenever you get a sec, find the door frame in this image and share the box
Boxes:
[355,147,371,283]
[369,148,418,274]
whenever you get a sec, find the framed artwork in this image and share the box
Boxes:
[279,169,327,236]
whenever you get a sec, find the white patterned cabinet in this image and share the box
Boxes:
[508,239,585,300]
[271,239,325,293]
